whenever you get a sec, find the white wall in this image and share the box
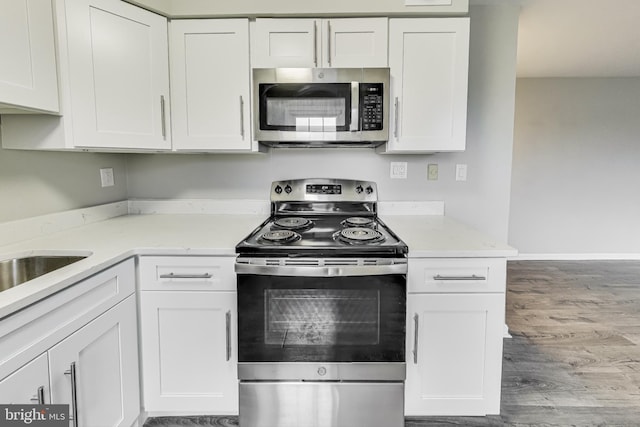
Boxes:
[126,3,520,243]
[509,77,640,256]
[0,147,127,223]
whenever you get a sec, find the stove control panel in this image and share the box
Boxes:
[271,179,378,202]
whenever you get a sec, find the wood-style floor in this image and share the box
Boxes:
[144,261,640,427]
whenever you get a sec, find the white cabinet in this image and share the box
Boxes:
[49,296,140,427]
[380,18,469,153]
[138,256,238,415]
[0,353,50,404]
[405,258,506,416]
[0,0,59,114]
[170,19,253,151]
[1,0,170,151]
[251,18,388,68]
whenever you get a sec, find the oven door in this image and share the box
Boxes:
[235,258,406,381]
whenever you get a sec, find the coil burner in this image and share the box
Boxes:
[335,227,385,245]
[259,229,301,244]
[273,217,313,231]
[342,217,375,228]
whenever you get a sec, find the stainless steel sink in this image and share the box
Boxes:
[0,254,88,292]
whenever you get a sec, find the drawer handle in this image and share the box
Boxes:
[433,274,487,281]
[30,386,46,404]
[225,310,232,362]
[159,273,213,279]
[413,313,419,364]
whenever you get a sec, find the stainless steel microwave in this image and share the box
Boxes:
[253,68,389,147]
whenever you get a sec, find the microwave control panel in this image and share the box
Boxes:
[360,83,384,131]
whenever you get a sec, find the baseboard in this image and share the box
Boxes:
[514,253,640,261]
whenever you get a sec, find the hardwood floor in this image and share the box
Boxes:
[144,261,640,427]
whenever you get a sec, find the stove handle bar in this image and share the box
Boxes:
[235,261,407,277]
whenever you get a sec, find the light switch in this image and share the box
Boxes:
[100,168,114,187]
[455,164,467,182]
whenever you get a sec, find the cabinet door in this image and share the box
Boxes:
[0,353,49,404]
[139,291,238,414]
[65,0,170,150]
[324,18,388,68]
[49,296,140,427]
[384,18,469,153]
[170,19,251,151]
[405,293,504,416]
[251,19,318,68]
[0,0,59,113]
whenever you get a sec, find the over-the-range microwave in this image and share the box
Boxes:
[253,67,389,148]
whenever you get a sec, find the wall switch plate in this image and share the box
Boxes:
[455,164,468,181]
[427,164,438,180]
[100,168,115,187]
[390,162,408,179]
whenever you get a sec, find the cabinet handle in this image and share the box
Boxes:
[159,273,213,279]
[413,313,419,364]
[160,95,167,140]
[313,22,318,67]
[239,96,245,139]
[433,274,487,281]
[64,362,78,427]
[393,97,399,139]
[225,310,232,362]
[30,386,46,404]
[327,21,332,67]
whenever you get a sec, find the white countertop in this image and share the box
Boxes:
[0,208,516,319]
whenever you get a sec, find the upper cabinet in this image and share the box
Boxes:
[1,0,170,151]
[251,18,388,68]
[379,18,469,154]
[170,19,253,152]
[0,0,59,114]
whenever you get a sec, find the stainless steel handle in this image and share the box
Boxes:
[413,314,419,364]
[313,22,318,67]
[433,274,487,281]
[393,97,399,139]
[159,273,213,279]
[160,95,166,140]
[225,310,232,362]
[239,96,245,139]
[64,362,78,427]
[350,81,359,132]
[327,21,332,67]
[30,386,46,404]
[235,260,408,277]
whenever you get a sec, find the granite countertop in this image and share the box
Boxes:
[0,209,516,319]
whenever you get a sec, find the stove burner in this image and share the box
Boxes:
[335,227,384,244]
[259,229,301,244]
[343,217,375,228]
[273,217,313,231]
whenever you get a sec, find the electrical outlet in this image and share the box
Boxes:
[100,168,115,187]
[427,164,438,180]
[390,162,408,179]
[455,164,468,182]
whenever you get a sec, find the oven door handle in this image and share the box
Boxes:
[235,261,407,277]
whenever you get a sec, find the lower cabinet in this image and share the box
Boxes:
[139,291,238,414]
[138,256,238,415]
[0,353,50,404]
[405,258,506,416]
[49,295,140,427]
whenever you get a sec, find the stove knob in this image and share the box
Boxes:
[284,185,292,194]
[355,185,364,194]
[365,186,374,194]
[274,185,283,194]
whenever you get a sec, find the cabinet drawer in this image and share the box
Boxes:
[408,258,506,293]
[138,256,236,291]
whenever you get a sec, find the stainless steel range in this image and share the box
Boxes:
[235,178,407,427]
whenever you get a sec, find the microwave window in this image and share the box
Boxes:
[266,98,346,130]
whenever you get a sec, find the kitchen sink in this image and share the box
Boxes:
[0,253,90,292]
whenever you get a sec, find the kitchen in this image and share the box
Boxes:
[1,0,639,426]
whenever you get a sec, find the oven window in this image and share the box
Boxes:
[237,274,405,363]
[265,289,379,346]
